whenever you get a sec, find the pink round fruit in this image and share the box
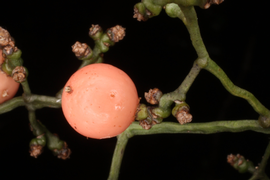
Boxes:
[62,63,139,139]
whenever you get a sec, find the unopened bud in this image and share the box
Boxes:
[145,88,162,105]
[89,24,103,40]
[29,134,46,158]
[12,66,27,83]
[172,101,192,125]
[107,25,125,43]
[72,41,92,59]
[136,104,148,121]
[53,141,71,160]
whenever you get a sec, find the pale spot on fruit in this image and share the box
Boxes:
[2,89,8,97]
[115,104,122,110]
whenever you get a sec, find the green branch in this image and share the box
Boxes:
[250,141,270,180]
[108,120,270,179]
[204,59,270,117]
[128,120,270,135]
[159,60,201,109]
[0,96,25,114]
[108,132,129,180]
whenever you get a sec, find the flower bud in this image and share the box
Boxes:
[172,101,192,125]
[29,134,46,158]
[227,154,254,173]
[133,3,148,21]
[53,141,71,160]
[89,24,103,40]
[106,25,125,43]
[136,104,148,121]
[72,41,92,60]
[145,88,163,105]
[12,66,27,83]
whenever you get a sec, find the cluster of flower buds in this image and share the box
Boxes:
[72,24,125,61]
[136,88,193,129]
[136,88,170,129]
[0,27,27,82]
[227,154,254,173]
[0,27,17,55]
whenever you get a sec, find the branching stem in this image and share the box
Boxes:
[204,59,270,117]
[108,120,270,179]
[250,140,270,180]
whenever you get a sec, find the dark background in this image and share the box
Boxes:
[1,0,270,179]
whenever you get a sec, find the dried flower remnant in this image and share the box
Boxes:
[29,144,43,158]
[145,88,163,105]
[53,142,71,160]
[89,24,102,36]
[204,0,224,9]
[133,7,146,21]
[12,66,26,83]
[139,119,152,130]
[65,86,73,93]
[72,41,91,58]
[0,27,17,53]
[172,101,192,125]
[175,107,192,125]
[107,25,125,43]
[0,27,11,47]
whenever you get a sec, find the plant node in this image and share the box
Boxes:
[258,115,270,128]
[72,41,92,59]
[107,25,125,43]
[145,88,163,105]
[12,66,27,83]
[204,0,224,9]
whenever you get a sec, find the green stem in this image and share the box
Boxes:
[250,141,270,180]
[204,59,270,117]
[144,0,209,8]
[78,46,102,69]
[0,94,61,114]
[28,110,47,136]
[181,6,208,59]
[27,94,61,109]
[158,6,207,110]
[108,132,129,180]
[0,96,25,114]
[21,79,31,95]
[127,120,270,135]
[159,61,201,109]
[28,110,66,151]
[180,6,270,117]
[108,120,270,180]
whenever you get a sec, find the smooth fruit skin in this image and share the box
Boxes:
[0,50,20,104]
[62,63,139,139]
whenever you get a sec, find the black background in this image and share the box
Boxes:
[1,0,270,179]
